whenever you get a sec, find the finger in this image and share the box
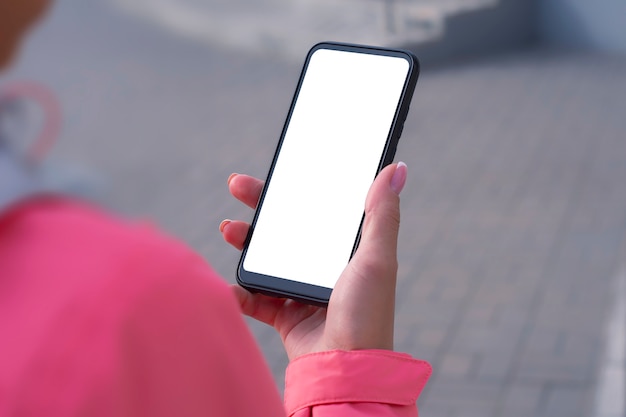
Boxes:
[228,173,264,209]
[231,285,324,349]
[231,285,287,326]
[219,220,251,250]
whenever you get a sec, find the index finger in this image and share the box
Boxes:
[228,173,264,209]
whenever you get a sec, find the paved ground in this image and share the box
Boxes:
[6,1,626,416]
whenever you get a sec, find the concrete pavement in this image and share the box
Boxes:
[7,1,626,416]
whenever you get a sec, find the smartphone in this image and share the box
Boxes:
[237,42,419,306]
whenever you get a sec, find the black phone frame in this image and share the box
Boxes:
[236,42,420,306]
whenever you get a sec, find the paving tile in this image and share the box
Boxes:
[474,351,516,383]
[515,353,592,384]
[438,353,476,380]
[426,380,501,411]
[541,385,590,417]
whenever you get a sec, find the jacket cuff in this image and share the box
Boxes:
[284,350,432,415]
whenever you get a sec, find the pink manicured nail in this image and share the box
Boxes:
[219,219,231,233]
[227,173,238,186]
[390,162,407,195]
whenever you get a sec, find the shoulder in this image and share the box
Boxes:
[0,196,232,316]
[0,198,254,415]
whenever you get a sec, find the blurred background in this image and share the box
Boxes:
[3,0,625,416]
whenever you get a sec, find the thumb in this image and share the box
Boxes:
[325,162,406,351]
[355,162,406,271]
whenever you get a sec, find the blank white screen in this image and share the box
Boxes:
[244,48,409,289]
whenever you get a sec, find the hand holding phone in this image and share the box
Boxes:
[222,162,407,359]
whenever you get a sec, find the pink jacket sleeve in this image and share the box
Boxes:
[285,350,431,417]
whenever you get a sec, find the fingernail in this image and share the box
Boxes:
[227,173,238,186]
[390,162,407,195]
[219,219,231,233]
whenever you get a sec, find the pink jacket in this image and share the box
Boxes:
[0,198,431,416]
